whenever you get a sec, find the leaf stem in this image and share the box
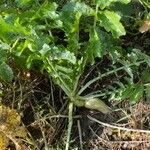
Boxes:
[45,58,76,100]
[65,102,73,150]
[78,60,145,95]
[94,4,99,28]
[10,38,19,53]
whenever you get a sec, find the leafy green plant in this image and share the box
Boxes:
[0,0,129,110]
[0,0,150,149]
[139,0,150,9]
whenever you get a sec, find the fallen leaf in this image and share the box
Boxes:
[139,20,150,33]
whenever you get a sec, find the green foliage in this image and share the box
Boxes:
[0,0,150,149]
[0,40,13,82]
[0,0,149,107]
[121,83,144,103]
[139,0,150,9]
[15,0,34,7]
[98,10,126,38]
[141,70,150,83]
[96,0,131,10]
[0,63,13,82]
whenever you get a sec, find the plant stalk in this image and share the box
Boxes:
[65,102,73,150]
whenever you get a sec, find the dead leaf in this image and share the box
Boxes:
[0,106,28,150]
[139,20,150,33]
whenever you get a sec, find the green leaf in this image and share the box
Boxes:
[26,53,41,69]
[60,2,94,54]
[119,60,133,78]
[0,62,13,82]
[121,83,144,103]
[39,43,51,56]
[0,40,10,62]
[62,1,94,16]
[55,65,73,74]
[132,49,150,66]
[60,1,94,34]
[0,17,29,42]
[57,71,73,82]
[15,0,34,7]
[130,84,144,103]
[0,42,10,50]
[48,46,76,64]
[121,84,133,99]
[139,0,150,9]
[96,0,131,9]
[141,70,150,83]
[37,2,59,20]
[98,10,126,38]
[87,28,103,64]
[124,66,133,79]
[110,2,133,22]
